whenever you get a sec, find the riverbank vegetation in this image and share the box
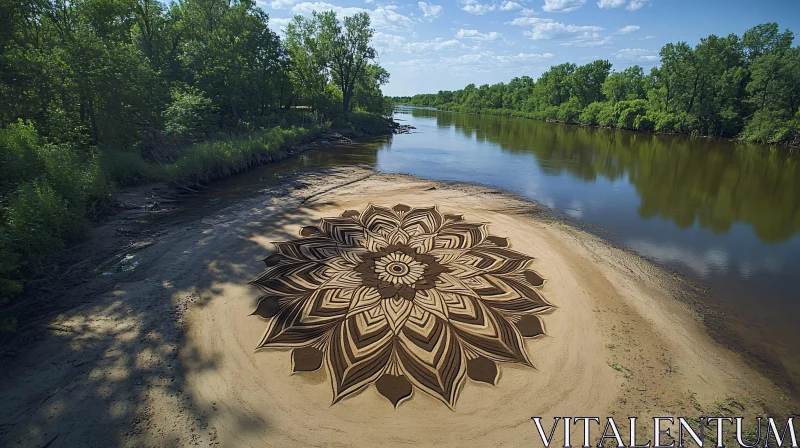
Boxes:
[1,1,392,331]
[396,23,799,146]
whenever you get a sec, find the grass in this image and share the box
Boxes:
[1,112,392,332]
[159,125,322,186]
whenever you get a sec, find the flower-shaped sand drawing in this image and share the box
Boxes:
[249,204,553,408]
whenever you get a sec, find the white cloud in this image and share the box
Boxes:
[418,2,443,19]
[289,3,414,31]
[626,0,647,10]
[597,0,649,10]
[508,17,610,46]
[456,29,502,41]
[500,1,523,10]
[268,0,301,9]
[291,2,369,16]
[526,21,603,39]
[596,0,625,7]
[372,31,406,53]
[542,0,586,12]
[560,32,611,46]
[613,48,658,62]
[371,6,415,31]
[404,38,461,54]
[373,33,465,55]
[268,17,292,34]
[616,25,640,34]
[391,51,555,75]
[461,0,496,14]
[519,7,537,15]
[506,16,549,26]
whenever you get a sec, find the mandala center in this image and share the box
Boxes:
[374,252,426,285]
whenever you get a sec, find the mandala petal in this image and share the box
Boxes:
[257,297,332,348]
[466,356,499,385]
[347,286,382,316]
[401,206,444,235]
[392,204,412,214]
[376,374,413,407]
[326,307,394,403]
[381,297,413,333]
[435,272,480,297]
[365,230,390,252]
[341,209,360,219]
[249,262,330,296]
[469,274,553,314]
[319,269,362,289]
[274,237,339,261]
[485,236,510,247]
[397,307,467,407]
[428,248,469,264]
[360,204,400,235]
[457,246,534,275]
[445,293,532,365]
[262,253,286,266]
[292,346,323,372]
[434,222,488,249]
[515,314,546,337]
[251,295,282,318]
[387,227,411,246]
[319,217,366,247]
[324,255,357,273]
[413,289,449,321]
[407,233,437,253]
[445,259,485,279]
[300,226,323,237]
[523,269,545,287]
[443,214,463,222]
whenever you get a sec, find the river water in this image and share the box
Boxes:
[196,106,800,390]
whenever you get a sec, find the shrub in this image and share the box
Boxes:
[597,103,618,127]
[634,115,655,131]
[5,180,82,273]
[615,99,649,130]
[653,112,679,132]
[163,87,217,141]
[579,102,606,125]
[742,109,800,144]
[0,120,44,195]
[557,98,582,123]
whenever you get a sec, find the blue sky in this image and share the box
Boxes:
[257,0,800,96]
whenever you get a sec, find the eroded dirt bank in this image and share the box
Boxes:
[0,167,795,447]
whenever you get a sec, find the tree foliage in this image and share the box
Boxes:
[399,23,800,145]
[0,1,390,330]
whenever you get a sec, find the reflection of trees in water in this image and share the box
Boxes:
[301,137,388,168]
[409,108,800,243]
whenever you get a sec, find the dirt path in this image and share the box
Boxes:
[0,167,795,447]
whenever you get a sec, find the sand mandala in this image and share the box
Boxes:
[248,204,553,408]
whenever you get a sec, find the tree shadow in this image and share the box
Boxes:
[0,178,331,447]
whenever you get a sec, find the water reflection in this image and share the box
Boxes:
[405,107,800,243]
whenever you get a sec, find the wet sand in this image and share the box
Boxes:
[0,167,795,447]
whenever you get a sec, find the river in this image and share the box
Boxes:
[191,106,800,391]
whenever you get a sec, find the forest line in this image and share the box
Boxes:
[393,23,799,146]
[0,1,392,331]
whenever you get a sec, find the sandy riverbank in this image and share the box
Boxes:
[0,167,794,447]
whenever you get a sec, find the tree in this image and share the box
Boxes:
[285,10,377,116]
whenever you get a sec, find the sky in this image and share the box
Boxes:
[257,0,800,96]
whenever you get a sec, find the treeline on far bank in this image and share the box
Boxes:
[394,23,800,146]
[0,0,392,331]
